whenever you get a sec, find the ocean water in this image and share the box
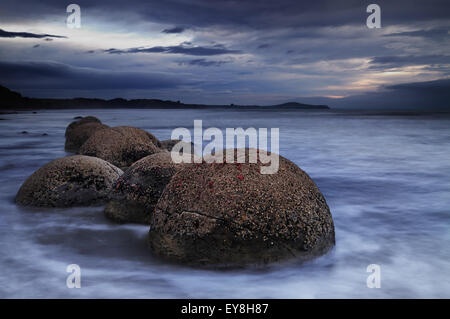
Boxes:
[0,108,449,298]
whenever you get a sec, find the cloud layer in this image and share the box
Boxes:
[0,0,449,109]
[0,28,66,39]
[104,44,240,56]
[0,60,188,90]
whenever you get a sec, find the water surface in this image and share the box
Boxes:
[0,108,449,298]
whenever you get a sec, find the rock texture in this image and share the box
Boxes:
[16,155,123,207]
[79,126,162,169]
[148,148,335,266]
[65,118,109,152]
[104,152,186,224]
[65,116,101,135]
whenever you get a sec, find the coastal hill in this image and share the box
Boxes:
[265,102,329,109]
[0,85,329,110]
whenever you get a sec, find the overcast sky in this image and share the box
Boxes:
[0,0,449,109]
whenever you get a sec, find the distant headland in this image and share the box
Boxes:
[0,85,330,110]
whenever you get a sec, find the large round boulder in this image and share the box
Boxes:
[79,126,162,169]
[16,155,123,207]
[65,120,109,152]
[66,116,101,134]
[148,148,335,266]
[104,151,187,224]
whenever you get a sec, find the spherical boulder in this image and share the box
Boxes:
[65,116,101,136]
[16,155,123,207]
[148,148,335,266]
[65,121,109,152]
[79,126,162,169]
[104,151,188,224]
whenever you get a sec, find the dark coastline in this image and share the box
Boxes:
[0,85,330,111]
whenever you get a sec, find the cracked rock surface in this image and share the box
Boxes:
[79,126,162,169]
[16,155,123,207]
[149,148,335,266]
[104,152,186,224]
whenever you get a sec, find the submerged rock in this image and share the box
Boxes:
[148,148,335,266]
[79,126,162,169]
[16,155,123,207]
[104,152,186,224]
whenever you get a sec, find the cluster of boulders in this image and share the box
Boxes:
[15,116,335,266]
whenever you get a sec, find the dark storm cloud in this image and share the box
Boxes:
[162,26,186,34]
[0,60,188,90]
[369,55,450,69]
[387,78,450,93]
[179,58,230,67]
[0,0,449,107]
[105,44,241,56]
[330,79,450,111]
[1,0,449,29]
[0,28,66,39]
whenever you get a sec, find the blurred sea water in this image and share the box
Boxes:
[0,108,449,298]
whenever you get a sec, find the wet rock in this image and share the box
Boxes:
[65,122,109,152]
[148,148,335,266]
[65,116,108,152]
[79,126,162,169]
[66,116,101,134]
[104,152,188,224]
[16,155,123,207]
